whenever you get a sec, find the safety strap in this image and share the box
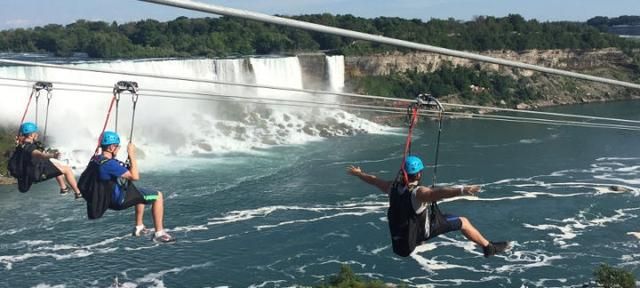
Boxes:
[35,90,40,127]
[113,81,139,142]
[431,108,444,187]
[17,89,36,137]
[93,95,119,155]
[42,88,53,143]
[399,106,419,185]
[128,86,139,142]
[114,92,120,133]
[93,81,139,157]
[397,94,445,187]
[17,82,53,139]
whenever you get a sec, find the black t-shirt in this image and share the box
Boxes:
[21,142,47,166]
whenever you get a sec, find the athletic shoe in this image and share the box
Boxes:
[483,241,510,258]
[74,192,82,199]
[132,226,152,237]
[153,232,176,243]
[60,187,70,194]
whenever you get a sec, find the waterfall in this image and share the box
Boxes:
[0,55,385,169]
[326,55,345,93]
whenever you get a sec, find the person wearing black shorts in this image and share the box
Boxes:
[11,122,81,197]
[347,155,509,258]
[96,131,175,243]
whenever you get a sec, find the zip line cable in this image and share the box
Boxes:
[138,0,640,91]
[0,66,639,126]
[3,80,640,132]
[3,79,640,132]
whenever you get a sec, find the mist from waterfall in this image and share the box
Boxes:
[0,55,386,169]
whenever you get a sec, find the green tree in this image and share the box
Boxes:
[594,264,636,288]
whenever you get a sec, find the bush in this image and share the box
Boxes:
[316,265,391,288]
[594,263,636,288]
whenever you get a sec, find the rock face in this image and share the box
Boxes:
[0,176,16,185]
[298,54,328,90]
[344,48,639,106]
[345,48,634,77]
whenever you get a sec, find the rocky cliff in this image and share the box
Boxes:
[345,48,640,107]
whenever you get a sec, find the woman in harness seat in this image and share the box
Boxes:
[9,122,81,197]
[347,155,508,258]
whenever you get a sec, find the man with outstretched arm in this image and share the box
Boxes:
[96,131,175,243]
[9,122,81,197]
[347,155,508,257]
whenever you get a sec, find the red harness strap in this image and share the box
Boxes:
[400,106,419,185]
[93,94,118,155]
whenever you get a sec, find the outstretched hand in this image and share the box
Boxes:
[464,185,482,196]
[346,165,362,176]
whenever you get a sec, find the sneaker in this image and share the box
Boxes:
[74,192,83,199]
[152,232,176,244]
[132,226,152,237]
[483,241,510,258]
[60,187,70,194]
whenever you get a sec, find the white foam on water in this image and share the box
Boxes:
[523,207,640,248]
[248,280,287,288]
[493,250,563,273]
[19,240,53,246]
[627,232,640,239]
[411,243,488,273]
[207,202,387,227]
[596,157,640,161]
[408,275,508,287]
[520,278,568,288]
[123,262,212,288]
[519,138,541,144]
[31,284,66,288]
[0,234,130,270]
[0,227,29,236]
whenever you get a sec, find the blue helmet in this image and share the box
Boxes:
[100,131,121,146]
[20,122,38,135]
[404,155,424,175]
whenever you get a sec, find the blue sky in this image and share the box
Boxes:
[1,0,639,30]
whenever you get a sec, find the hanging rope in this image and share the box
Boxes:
[94,95,119,155]
[421,95,445,187]
[114,91,120,134]
[399,105,419,186]
[34,90,41,127]
[41,84,53,143]
[128,83,139,142]
[17,88,36,137]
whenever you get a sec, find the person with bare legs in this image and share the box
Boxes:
[347,155,508,257]
[9,122,81,197]
[95,131,175,243]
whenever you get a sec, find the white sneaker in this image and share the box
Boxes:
[152,231,176,243]
[132,226,152,237]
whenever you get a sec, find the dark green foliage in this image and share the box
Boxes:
[315,265,389,288]
[0,126,15,177]
[594,264,636,288]
[0,14,638,59]
[355,64,540,105]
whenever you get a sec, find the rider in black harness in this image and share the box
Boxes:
[347,155,509,258]
[8,122,81,197]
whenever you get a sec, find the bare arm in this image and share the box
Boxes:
[414,185,481,203]
[120,143,140,181]
[31,149,59,160]
[346,165,392,194]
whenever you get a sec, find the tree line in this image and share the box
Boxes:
[0,14,638,58]
[353,64,541,105]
